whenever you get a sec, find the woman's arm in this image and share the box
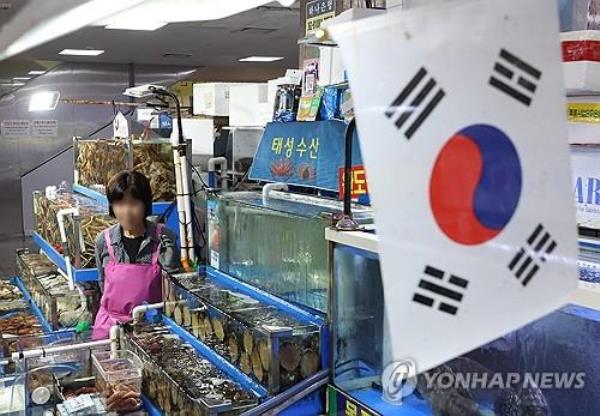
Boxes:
[159,226,181,272]
[95,232,106,292]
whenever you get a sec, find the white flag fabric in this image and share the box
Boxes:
[329,0,578,373]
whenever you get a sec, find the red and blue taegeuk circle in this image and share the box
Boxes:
[429,124,522,245]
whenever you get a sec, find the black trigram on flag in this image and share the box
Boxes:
[385,67,445,140]
[508,223,558,287]
[489,48,542,107]
[412,265,469,316]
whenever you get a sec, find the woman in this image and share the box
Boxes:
[92,170,180,339]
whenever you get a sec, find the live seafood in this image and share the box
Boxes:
[163,273,322,393]
[33,191,116,268]
[76,139,127,191]
[17,250,93,329]
[93,351,143,412]
[124,323,258,415]
[133,143,176,201]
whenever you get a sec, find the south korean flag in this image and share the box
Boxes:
[329,0,578,374]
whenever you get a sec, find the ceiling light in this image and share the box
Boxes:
[239,56,284,62]
[1,82,25,86]
[105,21,166,31]
[59,48,104,56]
[28,70,46,75]
[29,91,60,112]
[14,77,31,80]
[277,0,296,5]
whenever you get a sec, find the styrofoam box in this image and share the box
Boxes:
[229,83,270,127]
[562,31,600,96]
[319,47,345,86]
[567,96,600,144]
[193,83,239,117]
[171,118,214,155]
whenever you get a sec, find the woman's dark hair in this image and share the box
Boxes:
[106,171,153,217]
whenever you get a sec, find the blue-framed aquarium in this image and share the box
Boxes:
[207,191,373,314]
[327,229,600,416]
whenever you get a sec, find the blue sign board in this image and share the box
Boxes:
[249,120,363,192]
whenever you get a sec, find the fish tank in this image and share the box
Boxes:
[122,322,260,415]
[163,271,325,394]
[207,191,373,313]
[74,137,177,201]
[0,359,25,415]
[327,228,600,416]
[16,250,92,329]
[32,190,116,269]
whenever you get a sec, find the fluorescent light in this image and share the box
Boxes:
[59,48,104,56]
[239,56,284,62]
[29,91,60,111]
[1,82,25,86]
[28,70,46,75]
[105,21,166,31]
[14,77,31,80]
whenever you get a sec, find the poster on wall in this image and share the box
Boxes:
[32,119,58,138]
[1,120,31,138]
[330,0,578,379]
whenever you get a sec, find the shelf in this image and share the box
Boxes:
[142,394,163,416]
[161,314,269,400]
[571,281,600,310]
[32,232,98,283]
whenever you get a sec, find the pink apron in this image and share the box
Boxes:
[92,225,163,340]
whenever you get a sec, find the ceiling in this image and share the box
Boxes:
[0,1,300,95]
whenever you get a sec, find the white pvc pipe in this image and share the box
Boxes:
[172,149,189,265]
[109,324,120,355]
[208,157,228,191]
[262,183,288,204]
[56,207,79,290]
[131,302,165,323]
[11,339,110,362]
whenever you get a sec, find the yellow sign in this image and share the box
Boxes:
[567,103,600,124]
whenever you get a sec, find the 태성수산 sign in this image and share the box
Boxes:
[249,120,364,193]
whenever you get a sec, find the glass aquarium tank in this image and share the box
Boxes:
[327,228,600,416]
[163,271,324,394]
[123,322,260,415]
[17,250,92,329]
[32,190,116,268]
[207,191,373,313]
[74,137,177,201]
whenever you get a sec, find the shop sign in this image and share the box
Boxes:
[32,119,58,138]
[306,0,336,36]
[326,385,380,416]
[571,147,600,224]
[1,119,30,138]
[338,165,369,201]
[249,120,364,192]
[567,102,600,124]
